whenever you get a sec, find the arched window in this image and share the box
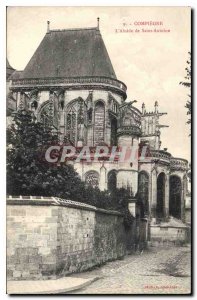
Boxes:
[39,102,51,129]
[169,175,182,219]
[85,171,99,188]
[111,117,117,146]
[157,172,166,220]
[66,101,78,145]
[94,101,105,145]
[138,171,149,216]
[66,98,86,145]
[108,170,117,192]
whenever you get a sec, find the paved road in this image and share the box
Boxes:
[70,245,191,294]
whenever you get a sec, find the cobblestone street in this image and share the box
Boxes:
[70,245,191,294]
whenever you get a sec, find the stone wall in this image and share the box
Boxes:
[94,211,126,264]
[185,208,191,225]
[7,197,126,280]
[150,224,189,244]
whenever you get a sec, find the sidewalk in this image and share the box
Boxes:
[7,276,99,294]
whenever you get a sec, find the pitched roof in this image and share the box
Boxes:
[10,70,23,80]
[6,59,14,70]
[21,27,117,79]
[6,59,15,79]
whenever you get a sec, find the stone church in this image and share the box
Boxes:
[7,20,189,229]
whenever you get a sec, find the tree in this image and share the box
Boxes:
[180,52,191,133]
[7,110,83,198]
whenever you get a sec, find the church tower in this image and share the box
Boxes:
[116,102,141,195]
[141,101,168,150]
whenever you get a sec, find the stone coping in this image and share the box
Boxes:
[6,196,122,216]
[150,224,188,229]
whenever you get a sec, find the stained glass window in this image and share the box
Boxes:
[66,99,87,146]
[94,101,105,145]
[39,102,51,129]
[66,101,79,145]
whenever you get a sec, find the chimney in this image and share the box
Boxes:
[97,17,100,29]
[47,21,50,33]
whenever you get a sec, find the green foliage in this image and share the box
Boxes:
[7,110,134,228]
[180,52,191,131]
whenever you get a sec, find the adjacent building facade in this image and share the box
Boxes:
[7,21,189,227]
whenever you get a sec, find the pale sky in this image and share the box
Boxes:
[7,6,191,161]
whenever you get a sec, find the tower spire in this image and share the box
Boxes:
[97,17,100,29]
[142,102,145,115]
[154,101,158,113]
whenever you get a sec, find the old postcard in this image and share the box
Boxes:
[6,6,191,295]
